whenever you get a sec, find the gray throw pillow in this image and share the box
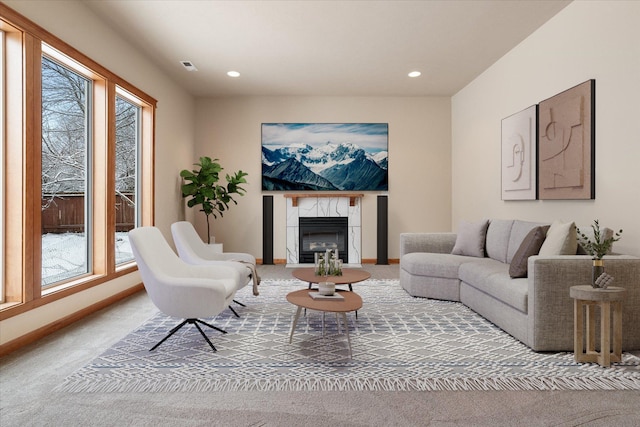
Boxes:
[451,219,489,258]
[509,226,549,278]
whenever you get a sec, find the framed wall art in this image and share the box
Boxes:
[538,80,595,200]
[501,105,538,200]
[261,123,388,191]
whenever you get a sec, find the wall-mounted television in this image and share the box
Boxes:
[261,123,388,191]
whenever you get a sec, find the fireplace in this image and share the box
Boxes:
[298,217,348,263]
[285,194,362,265]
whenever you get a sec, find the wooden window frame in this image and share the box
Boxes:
[0,4,156,320]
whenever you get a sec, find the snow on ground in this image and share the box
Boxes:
[42,232,133,286]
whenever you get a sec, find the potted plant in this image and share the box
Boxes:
[180,156,248,243]
[577,219,623,287]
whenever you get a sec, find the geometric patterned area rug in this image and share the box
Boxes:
[56,279,640,393]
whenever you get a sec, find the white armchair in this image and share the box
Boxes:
[171,221,260,315]
[129,226,240,352]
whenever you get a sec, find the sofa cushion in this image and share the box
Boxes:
[485,219,514,263]
[509,226,548,278]
[506,220,549,264]
[459,261,528,313]
[401,252,478,279]
[539,220,577,255]
[451,219,489,258]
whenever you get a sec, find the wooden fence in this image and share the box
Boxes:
[41,193,135,233]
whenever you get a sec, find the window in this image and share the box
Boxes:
[41,55,92,286]
[114,93,140,265]
[0,5,156,317]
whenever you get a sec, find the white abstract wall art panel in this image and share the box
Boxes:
[501,105,538,200]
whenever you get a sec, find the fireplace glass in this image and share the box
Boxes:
[299,217,348,263]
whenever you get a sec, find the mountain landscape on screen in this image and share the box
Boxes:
[261,123,388,191]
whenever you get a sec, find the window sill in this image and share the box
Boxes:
[0,264,138,320]
[0,301,22,311]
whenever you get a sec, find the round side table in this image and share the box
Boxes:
[569,285,626,367]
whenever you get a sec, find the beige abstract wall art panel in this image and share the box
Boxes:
[538,80,595,200]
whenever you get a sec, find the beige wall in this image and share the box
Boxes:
[0,1,196,344]
[194,96,452,261]
[452,0,640,256]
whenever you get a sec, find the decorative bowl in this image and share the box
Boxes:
[318,282,336,296]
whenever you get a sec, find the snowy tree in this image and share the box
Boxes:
[41,57,139,209]
[41,56,88,209]
[115,96,138,208]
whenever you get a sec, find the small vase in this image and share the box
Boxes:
[592,259,605,288]
[314,252,320,275]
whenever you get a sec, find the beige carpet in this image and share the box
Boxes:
[2,264,640,426]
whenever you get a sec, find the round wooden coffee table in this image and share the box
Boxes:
[287,289,362,358]
[292,267,371,291]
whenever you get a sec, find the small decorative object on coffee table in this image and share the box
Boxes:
[570,285,626,367]
[318,281,336,296]
[577,219,623,288]
[314,249,343,276]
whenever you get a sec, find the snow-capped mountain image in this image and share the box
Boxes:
[261,123,388,191]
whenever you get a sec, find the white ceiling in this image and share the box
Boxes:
[83,0,571,98]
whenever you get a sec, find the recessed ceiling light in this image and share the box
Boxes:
[227,71,241,78]
[408,71,421,78]
[180,61,198,71]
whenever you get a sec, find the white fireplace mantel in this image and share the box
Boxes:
[285,194,363,266]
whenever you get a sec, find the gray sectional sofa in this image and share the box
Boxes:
[400,219,640,352]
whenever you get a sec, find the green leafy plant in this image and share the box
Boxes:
[577,219,623,260]
[180,157,248,243]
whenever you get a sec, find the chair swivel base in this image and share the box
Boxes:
[229,299,247,318]
[150,318,227,352]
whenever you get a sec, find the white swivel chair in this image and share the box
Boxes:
[129,226,241,352]
[171,221,260,317]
